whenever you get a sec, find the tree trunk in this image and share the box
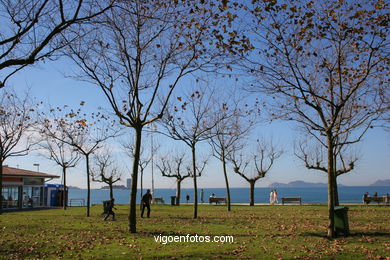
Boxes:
[63,166,67,210]
[86,154,91,217]
[129,126,142,233]
[222,151,231,211]
[176,179,181,206]
[109,183,114,201]
[0,159,3,214]
[249,181,255,206]
[334,176,339,206]
[192,144,198,219]
[326,134,336,238]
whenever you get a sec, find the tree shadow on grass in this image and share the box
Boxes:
[300,231,390,239]
[163,216,233,221]
[348,231,390,237]
[300,232,342,239]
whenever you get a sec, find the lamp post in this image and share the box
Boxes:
[150,123,155,197]
[147,123,158,197]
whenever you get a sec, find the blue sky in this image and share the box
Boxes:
[3,57,390,189]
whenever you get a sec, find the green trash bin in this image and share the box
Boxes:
[170,196,176,206]
[103,200,110,214]
[334,206,349,236]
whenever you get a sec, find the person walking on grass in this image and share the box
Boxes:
[141,189,152,218]
[186,194,190,203]
[104,198,117,221]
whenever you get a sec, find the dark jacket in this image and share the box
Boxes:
[142,193,152,204]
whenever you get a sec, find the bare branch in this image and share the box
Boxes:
[91,152,122,186]
[0,0,114,87]
[0,88,37,162]
[229,140,282,183]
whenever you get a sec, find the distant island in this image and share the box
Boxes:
[100,185,128,190]
[67,186,81,189]
[269,181,345,188]
[370,179,390,186]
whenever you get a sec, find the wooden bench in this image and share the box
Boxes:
[363,196,388,205]
[153,197,165,204]
[282,197,302,205]
[2,200,18,208]
[209,197,226,204]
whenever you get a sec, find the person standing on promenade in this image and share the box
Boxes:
[274,190,278,204]
[363,192,370,204]
[269,190,275,204]
[141,189,152,218]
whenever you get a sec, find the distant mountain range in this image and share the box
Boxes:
[269,181,344,188]
[100,185,128,190]
[67,179,390,189]
[370,179,390,186]
[270,179,390,187]
[67,186,81,189]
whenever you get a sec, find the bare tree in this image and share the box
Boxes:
[65,0,235,233]
[160,86,222,218]
[0,0,113,88]
[242,0,388,237]
[229,140,282,206]
[295,133,358,206]
[122,140,152,207]
[0,88,37,214]
[39,134,80,210]
[41,107,117,216]
[209,96,257,211]
[157,153,192,205]
[91,152,122,201]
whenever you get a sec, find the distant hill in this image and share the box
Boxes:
[370,179,390,186]
[269,181,344,188]
[100,185,128,190]
[67,186,81,189]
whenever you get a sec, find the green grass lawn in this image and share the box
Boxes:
[0,204,389,259]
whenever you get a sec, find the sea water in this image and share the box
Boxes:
[68,186,389,205]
